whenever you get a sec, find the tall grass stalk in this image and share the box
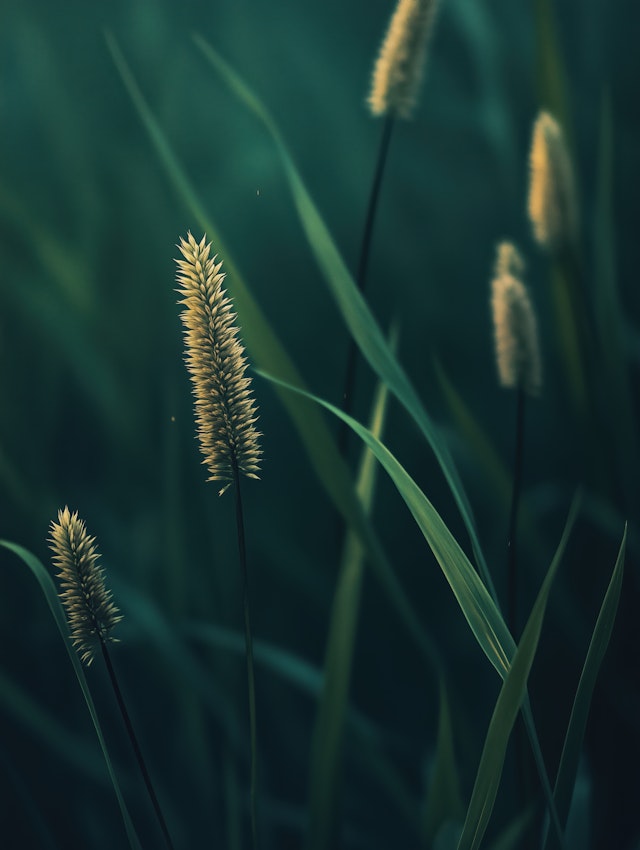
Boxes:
[176,232,262,848]
[340,0,440,452]
[338,115,393,456]
[49,508,176,850]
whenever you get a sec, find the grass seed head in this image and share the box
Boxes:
[491,242,542,396]
[176,232,261,495]
[49,507,122,666]
[527,110,578,255]
[368,0,439,119]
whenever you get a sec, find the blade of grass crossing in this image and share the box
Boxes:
[259,372,515,679]
[455,500,578,850]
[192,34,497,606]
[0,541,143,850]
[106,33,442,680]
[543,524,627,850]
[261,372,570,845]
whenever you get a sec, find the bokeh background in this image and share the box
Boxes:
[0,0,638,848]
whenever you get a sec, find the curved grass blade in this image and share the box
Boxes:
[259,371,514,678]
[260,370,569,843]
[192,33,496,604]
[543,523,626,850]
[106,31,441,677]
[456,501,578,850]
[0,541,142,850]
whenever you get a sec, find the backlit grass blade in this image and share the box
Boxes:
[543,524,626,850]
[307,366,392,850]
[259,370,514,677]
[106,32,442,675]
[456,501,577,850]
[260,371,569,843]
[192,33,496,604]
[0,541,142,850]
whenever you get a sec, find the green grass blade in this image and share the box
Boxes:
[456,501,577,850]
[260,371,569,843]
[259,370,514,677]
[544,524,627,849]
[0,541,142,850]
[106,33,442,674]
[192,34,496,604]
[307,369,391,850]
[423,681,464,845]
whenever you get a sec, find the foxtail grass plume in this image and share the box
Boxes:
[491,242,542,396]
[368,0,439,119]
[176,232,261,495]
[527,111,578,254]
[49,507,122,666]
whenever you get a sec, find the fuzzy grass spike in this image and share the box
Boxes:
[49,506,122,666]
[176,231,261,495]
[368,0,439,119]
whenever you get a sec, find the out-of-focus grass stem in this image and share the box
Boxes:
[507,384,525,637]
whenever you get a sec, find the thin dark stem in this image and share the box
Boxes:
[100,639,175,850]
[338,115,395,458]
[232,462,258,850]
[506,385,532,847]
[507,385,525,637]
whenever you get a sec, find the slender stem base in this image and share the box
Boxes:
[505,386,532,846]
[338,115,394,458]
[507,385,525,637]
[100,639,176,850]
[232,463,258,850]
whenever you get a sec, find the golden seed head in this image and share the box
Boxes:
[491,242,542,396]
[49,507,122,666]
[527,111,578,255]
[368,0,439,119]
[176,232,261,495]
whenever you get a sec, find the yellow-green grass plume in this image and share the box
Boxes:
[176,232,261,495]
[49,507,122,666]
[528,110,578,255]
[368,0,439,119]
[491,242,542,396]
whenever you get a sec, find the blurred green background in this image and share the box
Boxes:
[0,0,638,847]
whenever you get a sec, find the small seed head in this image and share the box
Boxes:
[491,242,542,396]
[368,0,439,119]
[528,111,578,255]
[49,507,122,666]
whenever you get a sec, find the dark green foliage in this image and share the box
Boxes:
[0,2,637,849]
